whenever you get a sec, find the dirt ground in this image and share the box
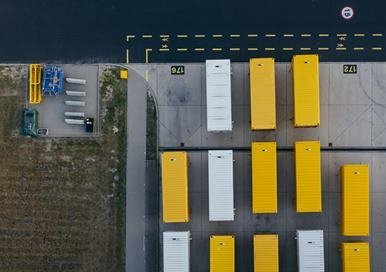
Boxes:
[0,65,126,271]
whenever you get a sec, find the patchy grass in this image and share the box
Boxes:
[0,65,126,272]
[0,65,25,96]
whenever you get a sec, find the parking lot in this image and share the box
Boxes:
[133,62,386,271]
[30,64,99,137]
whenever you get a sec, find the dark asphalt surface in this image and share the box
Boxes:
[0,0,385,63]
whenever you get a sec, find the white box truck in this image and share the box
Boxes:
[205,59,232,132]
[163,231,190,272]
[208,150,234,221]
[297,230,325,272]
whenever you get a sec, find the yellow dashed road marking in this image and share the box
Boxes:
[195,34,206,38]
[248,48,258,51]
[177,34,188,38]
[229,48,240,51]
[230,34,240,38]
[283,34,294,37]
[195,48,205,51]
[212,34,223,38]
[212,48,222,51]
[283,47,293,51]
[354,47,364,50]
[248,34,258,37]
[177,48,188,51]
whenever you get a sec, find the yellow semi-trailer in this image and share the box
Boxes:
[253,234,279,272]
[292,54,320,127]
[249,58,276,130]
[295,141,322,212]
[341,242,370,272]
[251,142,277,213]
[210,235,235,272]
[341,164,369,236]
[29,64,42,104]
[161,151,189,223]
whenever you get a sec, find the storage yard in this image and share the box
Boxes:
[129,60,386,271]
[0,65,126,271]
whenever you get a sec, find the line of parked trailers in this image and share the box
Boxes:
[206,55,320,132]
[161,55,370,272]
[163,230,370,272]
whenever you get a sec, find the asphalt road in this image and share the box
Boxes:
[126,67,147,272]
[0,0,385,63]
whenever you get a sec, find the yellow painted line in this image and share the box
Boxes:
[126,35,135,41]
[265,47,275,51]
[160,34,170,38]
[126,49,129,63]
[212,48,223,51]
[248,34,258,37]
[230,34,240,38]
[177,34,188,38]
[372,33,383,37]
[282,47,293,51]
[300,47,311,51]
[283,34,294,37]
[372,47,383,50]
[195,34,206,38]
[142,34,153,38]
[248,47,258,51]
[212,34,223,38]
[145,49,152,63]
[194,48,205,51]
[336,47,347,50]
[159,48,169,52]
[265,34,276,37]
[177,48,188,51]
[318,47,329,51]
[318,33,329,37]
[354,47,364,50]
[354,33,365,37]
[229,48,240,51]
[301,33,311,37]
[337,33,347,37]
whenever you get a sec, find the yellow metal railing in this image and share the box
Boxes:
[29,64,42,104]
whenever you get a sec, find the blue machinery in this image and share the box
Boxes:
[42,65,64,96]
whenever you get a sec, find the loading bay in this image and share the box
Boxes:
[126,62,386,271]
